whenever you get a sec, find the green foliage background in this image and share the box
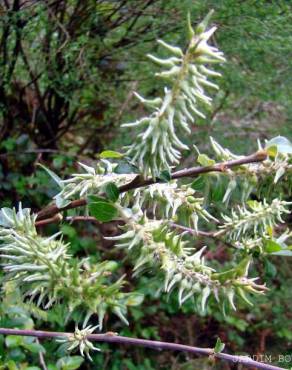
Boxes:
[0,0,291,369]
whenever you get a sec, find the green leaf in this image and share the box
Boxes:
[210,176,226,202]
[247,200,260,210]
[114,162,138,174]
[104,182,120,202]
[100,150,124,159]
[101,260,119,271]
[266,226,273,238]
[5,336,23,348]
[264,259,277,278]
[265,136,292,155]
[5,360,18,370]
[23,342,45,354]
[87,195,106,203]
[89,201,118,222]
[61,224,77,238]
[56,356,84,370]
[266,144,278,158]
[235,257,251,277]
[123,293,144,306]
[191,176,206,192]
[211,268,236,283]
[214,337,225,353]
[48,364,58,370]
[264,240,292,257]
[197,154,215,167]
[264,240,282,254]
[159,170,171,182]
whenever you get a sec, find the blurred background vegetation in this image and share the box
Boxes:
[0,0,291,369]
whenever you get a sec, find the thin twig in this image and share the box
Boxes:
[36,338,48,370]
[170,223,217,237]
[0,328,283,370]
[170,223,236,249]
[35,214,63,227]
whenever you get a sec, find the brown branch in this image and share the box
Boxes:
[170,223,217,238]
[37,198,87,222]
[0,328,283,370]
[35,214,63,227]
[170,223,236,250]
[36,150,268,223]
[65,216,101,224]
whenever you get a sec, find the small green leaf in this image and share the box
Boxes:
[56,356,84,370]
[247,200,260,210]
[115,162,138,174]
[191,176,206,191]
[266,145,278,158]
[264,240,282,254]
[87,195,106,203]
[210,176,226,202]
[264,259,277,278]
[214,337,225,354]
[265,136,292,155]
[23,342,45,354]
[266,226,273,238]
[100,150,124,159]
[123,293,144,306]
[89,201,118,222]
[159,170,171,182]
[5,360,18,370]
[5,336,23,348]
[61,224,77,238]
[212,268,236,283]
[100,261,119,271]
[235,257,251,277]
[104,182,119,202]
[197,154,215,167]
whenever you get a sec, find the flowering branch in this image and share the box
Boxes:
[36,150,267,224]
[0,206,143,329]
[1,11,291,368]
[0,328,283,370]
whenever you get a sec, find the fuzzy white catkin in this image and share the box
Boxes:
[123,13,225,178]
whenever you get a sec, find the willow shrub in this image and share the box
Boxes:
[0,12,291,361]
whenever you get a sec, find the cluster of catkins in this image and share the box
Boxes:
[0,11,291,361]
